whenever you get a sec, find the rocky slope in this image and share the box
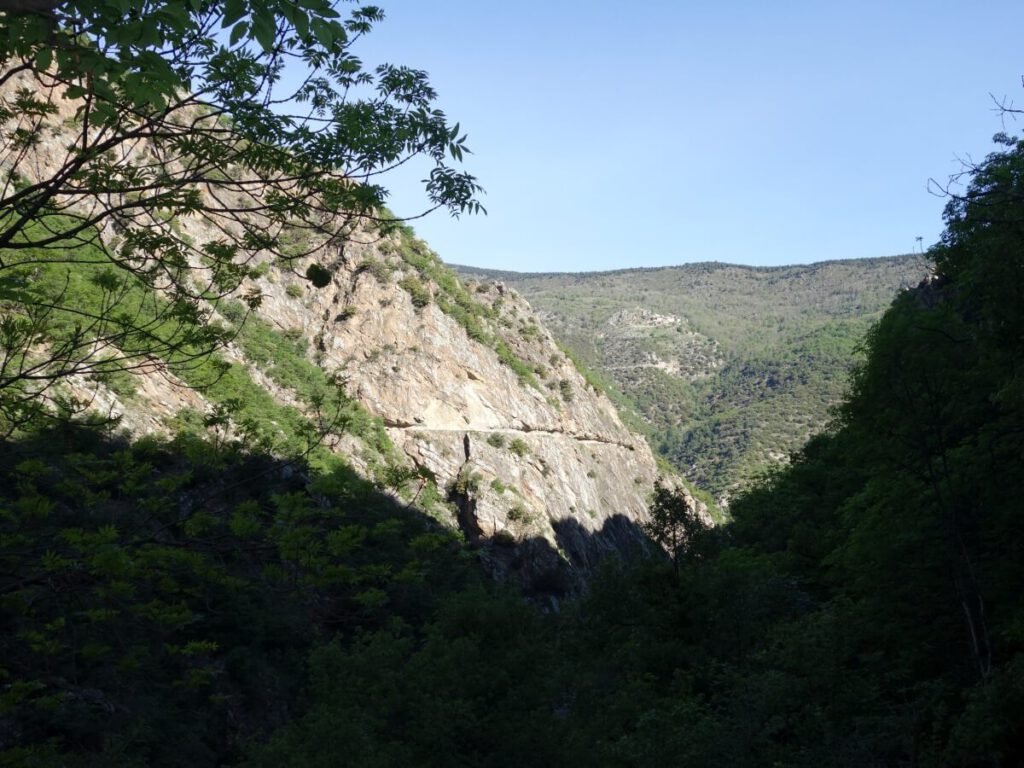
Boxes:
[98,228,688,593]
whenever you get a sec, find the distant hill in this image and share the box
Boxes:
[453,256,931,498]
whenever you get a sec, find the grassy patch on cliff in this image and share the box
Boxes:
[388,226,540,389]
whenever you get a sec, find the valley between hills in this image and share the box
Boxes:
[455,255,930,499]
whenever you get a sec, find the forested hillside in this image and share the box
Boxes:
[455,256,929,497]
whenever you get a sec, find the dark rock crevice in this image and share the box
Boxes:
[448,431,483,545]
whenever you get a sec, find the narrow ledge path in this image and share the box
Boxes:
[380,419,637,450]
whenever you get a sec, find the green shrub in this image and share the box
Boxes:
[219,299,247,324]
[286,283,304,298]
[399,275,431,308]
[559,379,574,402]
[451,468,481,495]
[249,261,271,279]
[358,257,394,284]
[519,322,542,341]
[91,366,138,398]
[507,504,528,522]
[508,438,529,457]
[437,296,488,342]
[495,341,538,388]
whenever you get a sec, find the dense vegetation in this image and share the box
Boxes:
[0,427,481,766]
[3,129,1023,764]
[455,255,929,497]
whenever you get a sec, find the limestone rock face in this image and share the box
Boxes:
[248,232,687,593]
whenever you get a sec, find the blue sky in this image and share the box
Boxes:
[354,1,1024,271]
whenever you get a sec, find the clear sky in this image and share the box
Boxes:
[353,1,1024,271]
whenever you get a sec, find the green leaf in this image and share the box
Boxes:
[310,18,334,47]
[91,102,118,125]
[293,10,310,39]
[252,10,277,51]
[229,21,249,46]
[34,47,52,72]
[222,0,246,26]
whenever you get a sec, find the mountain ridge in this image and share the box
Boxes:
[448,253,923,278]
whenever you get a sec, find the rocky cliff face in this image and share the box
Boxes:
[2,74,706,595]
[246,229,679,594]
[88,227,688,593]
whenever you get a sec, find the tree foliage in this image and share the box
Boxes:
[0,426,476,767]
[642,482,707,572]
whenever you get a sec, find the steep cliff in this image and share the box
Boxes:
[84,229,692,592]
[1,74,702,594]
[240,228,680,593]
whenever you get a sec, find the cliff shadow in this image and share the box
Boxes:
[481,513,660,603]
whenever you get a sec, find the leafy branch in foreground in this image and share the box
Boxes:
[0,0,482,423]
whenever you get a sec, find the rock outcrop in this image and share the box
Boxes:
[247,230,684,594]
